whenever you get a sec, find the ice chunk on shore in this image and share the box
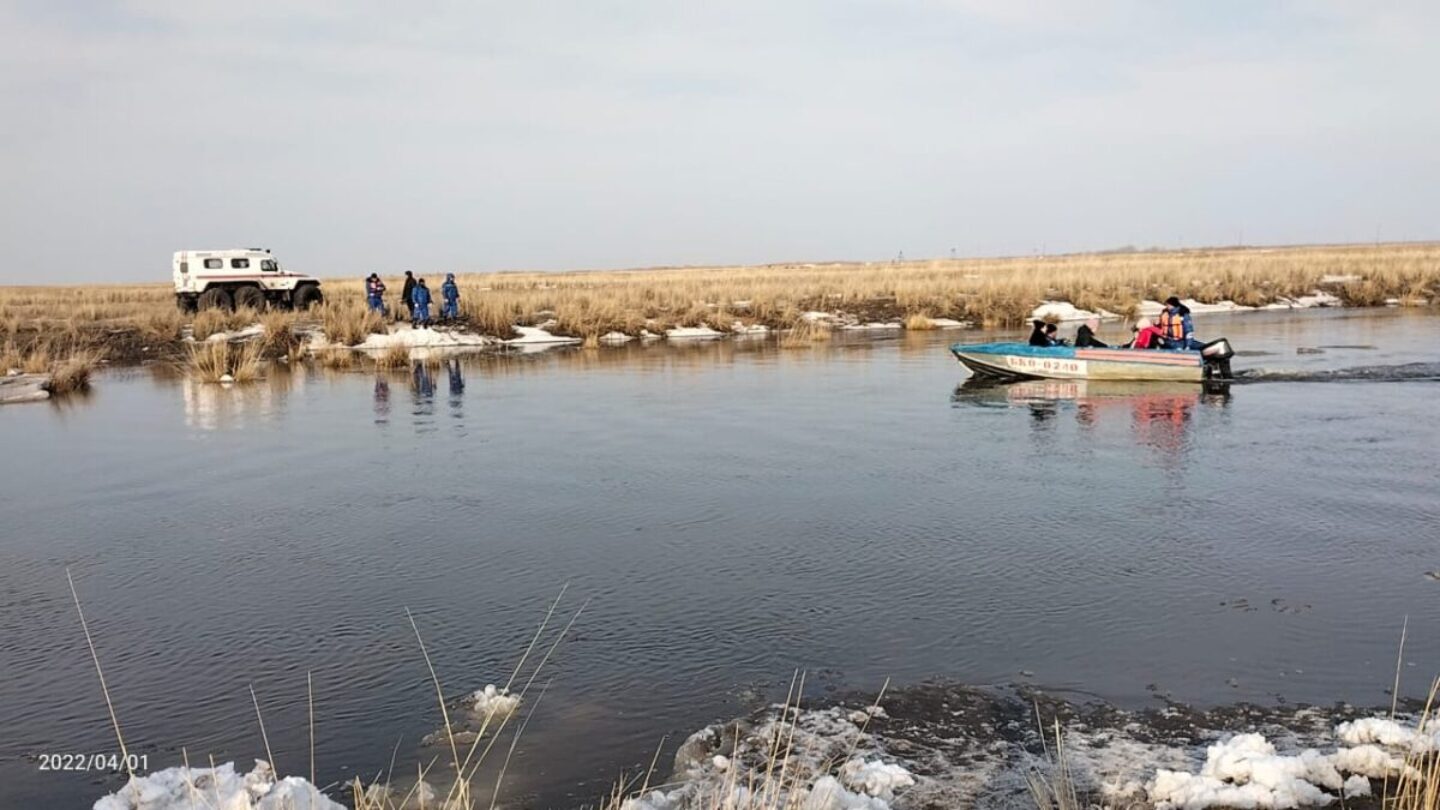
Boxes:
[200,324,266,343]
[1335,717,1440,751]
[1148,729,1407,810]
[470,684,520,721]
[357,326,496,350]
[841,759,915,800]
[94,760,343,810]
[504,326,581,346]
[666,326,725,340]
[1030,302,1121,322]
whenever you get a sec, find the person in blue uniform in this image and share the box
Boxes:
[411,278,432,327]
[441,273,460,321]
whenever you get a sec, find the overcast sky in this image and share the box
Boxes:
[3,1,1437,283]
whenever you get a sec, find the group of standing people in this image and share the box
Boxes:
[1028,297,1203,351]
[364,271,461,327]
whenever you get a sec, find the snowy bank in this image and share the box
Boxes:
[619,683,1436,810]
[1136,292,1342,318]
[355,326,497,351]
[1030,301,1122,322]
[94,760,343,810]
[503,326,581,346]
[0,373,51,404]
[666,326,725,340]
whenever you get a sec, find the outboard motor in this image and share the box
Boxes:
[1200,338,1234,380]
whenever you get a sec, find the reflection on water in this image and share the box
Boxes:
[373,375,390,423]
[180,365,300,430]
[5,309,1440,810]
[952,378,1233,466]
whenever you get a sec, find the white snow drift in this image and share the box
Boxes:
[93,760,342,810]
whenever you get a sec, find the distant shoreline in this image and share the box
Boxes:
[2,243,1435,373]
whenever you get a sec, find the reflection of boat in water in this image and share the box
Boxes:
[950,340,1235,382]
[952,377,1230,408]
[953,377,1231,462]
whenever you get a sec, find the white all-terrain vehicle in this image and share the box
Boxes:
[173,249,323,312]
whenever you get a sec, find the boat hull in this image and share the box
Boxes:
[950,342,1205,382]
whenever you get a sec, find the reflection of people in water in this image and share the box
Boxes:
[412,361,434,398]
[373,375,390,422]
[447,359,464,395]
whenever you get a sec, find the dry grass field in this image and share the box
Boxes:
[2,243,1437,379]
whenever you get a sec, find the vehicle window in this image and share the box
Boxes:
[231,258,250,269]
[204,258,223,269]
[261,260,277,271]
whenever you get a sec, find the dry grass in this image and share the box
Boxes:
[374,344,411,369]
[904,312,937,331]
[780,316,832,348]
[259,310,302,357]
[1026,710,1082,810]
[1,244,1437,360]
[317,348,357,369]
[1387,677,1440,810]
[191,308,258,341]
[49,349,102,394]
[186,340,265,383]
[320,300,386,345]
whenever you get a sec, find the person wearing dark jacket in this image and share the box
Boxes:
[1028,320,1053,347]
[1075,318,1108,348]
[411,278,433,327]
[401,271,417,319]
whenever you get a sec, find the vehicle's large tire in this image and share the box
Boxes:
[233,286,266,311]
[197,287,233,312]
[293,285,323,311]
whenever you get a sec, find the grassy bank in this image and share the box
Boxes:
[3,243,1437,366]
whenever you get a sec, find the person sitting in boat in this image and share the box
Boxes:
[1045,323,1069,346]
[1127,318,1166,349]
[1157,297,1202,350]
[1075,318,1108,348]
[1028,320,1053,347]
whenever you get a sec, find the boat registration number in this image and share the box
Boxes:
[1006,356,1084,375]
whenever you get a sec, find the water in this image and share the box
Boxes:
[2,309,1438,808]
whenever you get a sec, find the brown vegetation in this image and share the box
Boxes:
[186,340,265,383]
[1,244,1436,365]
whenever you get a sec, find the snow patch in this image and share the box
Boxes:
[94,761,343,810]
[202,324,266,343]
[357,326,496,350]
[929,318,969,329]
[504,326,581,346]
[470,684,521,721]
[1335,717,1440,751]
[840,322,902,331]
[1030,302,1121,322]
[840,759,914,800]
[1147,730,1408,810]
[666,326,725,340]
[600,331,635,344]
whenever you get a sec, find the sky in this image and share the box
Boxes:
[2,1,1437,283]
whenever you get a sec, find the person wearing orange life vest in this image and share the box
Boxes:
[1157,296,1203,350]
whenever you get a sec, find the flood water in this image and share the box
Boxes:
[2,308,1438,808]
